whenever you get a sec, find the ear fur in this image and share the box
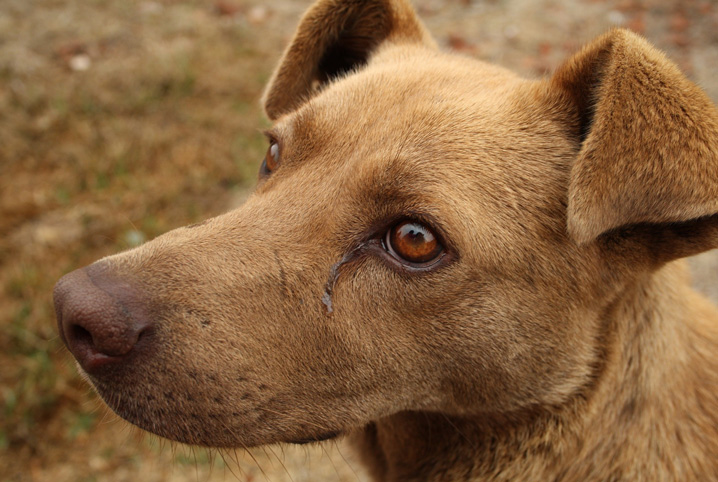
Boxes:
[553,29,718,248]
[262,0,436,120]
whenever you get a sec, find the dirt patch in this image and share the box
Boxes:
[1,0,716,481]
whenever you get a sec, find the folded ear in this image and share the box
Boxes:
[552,29,718,254]
[262,0,436,120]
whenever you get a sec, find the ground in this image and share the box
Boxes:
[1,0,716,481]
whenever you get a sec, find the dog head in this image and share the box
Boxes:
[54,0,718,448]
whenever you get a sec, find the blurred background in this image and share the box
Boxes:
[1,0,716,480]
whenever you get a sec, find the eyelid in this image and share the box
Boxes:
[262,129,280,145]
[358,213,455,270]
[258,129,283,179]
[377,212,450,247]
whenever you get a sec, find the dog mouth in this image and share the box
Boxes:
[88,372,347,448]
[286,430,342,445]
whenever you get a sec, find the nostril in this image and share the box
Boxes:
[67,317,146,360]
[70,324,94,350]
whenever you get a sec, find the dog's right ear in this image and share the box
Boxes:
[262,0,436,120]
[552,29,718,261]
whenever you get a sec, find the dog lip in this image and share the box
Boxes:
[286,430,342,445]
[74,348,125,372]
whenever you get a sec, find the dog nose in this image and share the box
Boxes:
[53,263,153,373]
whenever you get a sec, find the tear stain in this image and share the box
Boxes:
[322,245,365,315]
[321,291,334,314]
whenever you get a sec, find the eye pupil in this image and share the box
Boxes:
[387,221,443,265]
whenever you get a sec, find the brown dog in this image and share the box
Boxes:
[53,0,718,480]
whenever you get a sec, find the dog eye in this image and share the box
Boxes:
[385,221,443,265]
[261,141,280,175]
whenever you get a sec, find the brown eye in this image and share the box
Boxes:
[263,141,280,173]
[386,220,443,265]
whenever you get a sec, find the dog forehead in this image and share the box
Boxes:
[272,46,562,178]
[273,45,568,194]
[304,46,527,140]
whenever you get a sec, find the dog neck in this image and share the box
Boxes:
[348,261,718,481]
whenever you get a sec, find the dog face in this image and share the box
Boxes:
[54,0,718,449]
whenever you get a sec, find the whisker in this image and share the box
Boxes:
[333,438,362,482]
[268,444,295,482]
[243,444,271,482]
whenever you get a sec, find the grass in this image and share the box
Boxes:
[0,0,283,479]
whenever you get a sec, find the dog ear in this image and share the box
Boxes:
[262,0,436,120]
[552,29,718,255]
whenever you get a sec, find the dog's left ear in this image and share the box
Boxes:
[262,0,436,120]
[553,29,718,257]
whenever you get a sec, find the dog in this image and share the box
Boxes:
[53,0,718,480]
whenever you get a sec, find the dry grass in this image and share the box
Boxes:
[1,0,716,481]
[0,0,310,479]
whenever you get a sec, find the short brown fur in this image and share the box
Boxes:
[54,0,718,480]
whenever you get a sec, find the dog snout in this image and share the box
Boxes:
[54,263,154,373]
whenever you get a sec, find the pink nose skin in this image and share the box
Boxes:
[53,263,154,373]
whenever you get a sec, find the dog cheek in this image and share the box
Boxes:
[449,287,599,413]
[353,271,600,415]
[323,262,469,408]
